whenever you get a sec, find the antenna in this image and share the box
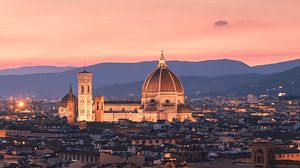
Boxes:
[83,55,87,72]
[84,61,86,72]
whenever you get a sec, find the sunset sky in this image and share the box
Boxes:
[0,0,299,69]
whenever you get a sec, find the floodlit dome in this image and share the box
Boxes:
[142,52,184,96]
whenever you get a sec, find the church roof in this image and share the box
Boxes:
[142,52,184,94]
[177,104,191,113]
[60,84,78,108]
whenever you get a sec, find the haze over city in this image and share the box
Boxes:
[1,0,300,69]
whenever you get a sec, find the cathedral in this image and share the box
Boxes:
[58,52,194,124]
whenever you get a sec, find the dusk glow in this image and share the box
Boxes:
[1,1,300,167]
[0,0,300,69]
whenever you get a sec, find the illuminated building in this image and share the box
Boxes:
[59,52,194,122]
[58,84,78,118]
[251,142,300,168]
[77,68,93,121]
[141,51,190,121]
[247,94,258,104]
[67,84,76,125]
[94,96,104,122]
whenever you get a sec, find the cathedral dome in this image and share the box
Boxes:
[142,52,184,95]
[60,85,78,108]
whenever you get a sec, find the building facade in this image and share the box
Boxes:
[59,53,194,122]
[77,70,93,121]
[67,84,75,125]
[58,84,77,119]
[251,142,300,168]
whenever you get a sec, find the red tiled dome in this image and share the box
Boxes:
[142,54,184,95]
[60,85,78,108]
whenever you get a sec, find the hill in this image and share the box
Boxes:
[96,66,300,98]
[0,59,250,97]
[0,66,75,76]
[96,74,266,98]
[234,66,300,95]
[0,59,300,98]
[250,59,300,74]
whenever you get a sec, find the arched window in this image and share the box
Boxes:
[150,99,155,104]
[254,149,264,164]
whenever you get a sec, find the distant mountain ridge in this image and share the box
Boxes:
[250,59,300,74]
[96,74,266,98]
[0,66,75,76]
[1,58,299,76]
[0,58,299,98]
[96,66,300,97]
[234,65,300,95]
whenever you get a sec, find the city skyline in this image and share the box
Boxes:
[0,1,300,168]
[1,0,300,69]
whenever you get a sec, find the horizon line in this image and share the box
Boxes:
[1,57,300,70]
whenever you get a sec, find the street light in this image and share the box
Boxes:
[18,101,25,108]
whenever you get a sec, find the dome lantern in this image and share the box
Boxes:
[158,50,167,68]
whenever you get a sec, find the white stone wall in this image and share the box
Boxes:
[104,103,140,112]
[77,72,93,121]
[58,107,67,118]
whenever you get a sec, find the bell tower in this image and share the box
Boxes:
[77,67,93,121]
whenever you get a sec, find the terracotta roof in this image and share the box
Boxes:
[60,85,78,108]
[142,56,184,95]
